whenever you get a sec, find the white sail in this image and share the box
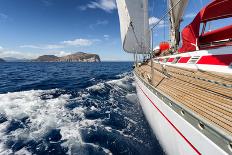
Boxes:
[116,0,150,54]
[168,0,188,48]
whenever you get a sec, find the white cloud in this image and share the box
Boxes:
[0,13,8,22]
[89,20,109,29]
[0,47,39,59]
[149,17,166,28]
[5,38,99,59]
[41,0,53,6]
[79,0,116,12]
[184,13,197,19]
[20,45,40,49]
[0,46,72,59]
[20,44,64,50]
[62,38,93,46]
[46,51,71,57]
[103,34,109,40]
[20,38,95,50]
[96,20,108,25]
[45,44,64,49]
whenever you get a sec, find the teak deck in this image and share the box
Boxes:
[136,62,232,136]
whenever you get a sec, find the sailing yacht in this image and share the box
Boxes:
[116,0,232,155]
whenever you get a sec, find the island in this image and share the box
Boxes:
[33,52,101,62]
[0,58,5,62]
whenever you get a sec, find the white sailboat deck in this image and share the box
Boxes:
[136,62,232,136]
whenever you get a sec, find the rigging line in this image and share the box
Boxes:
[164,16,166,40]
[151,0,183,30]
[163,5,167,41]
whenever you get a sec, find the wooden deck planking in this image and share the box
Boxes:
[155,70,232,117]
[158,84,232,133]
[136,62,232,135]
[165,65,232,85]
[167,72,232,97]
[158,81,232,123]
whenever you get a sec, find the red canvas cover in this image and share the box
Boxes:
[178,12,202,53]
[201,0,232,22]
[178,0,232,53]
[199,25,232,44]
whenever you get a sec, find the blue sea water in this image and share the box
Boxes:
[0,62,164,155]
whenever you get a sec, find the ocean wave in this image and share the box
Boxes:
[0,72,162,155]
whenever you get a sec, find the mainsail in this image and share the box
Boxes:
[168,0,189,48]
[116,0,150,54]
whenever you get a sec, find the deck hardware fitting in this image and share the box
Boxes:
[198,122,205,130]
[181,110,185,116]
[228,142,232,152]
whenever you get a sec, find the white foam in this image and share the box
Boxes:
[0,71,140,154]
[15,147,32,155]
[107,75,133,92]
[126,93,138,104]
[116,72,132,78]
[0,89,85,153]
[0,89,117,154]
[86,72,134,93]
[124,116,137,125]
[86,143,113,155]
[0,148,12,155]
[87,83,105,91]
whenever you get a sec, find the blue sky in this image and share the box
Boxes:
[0,0,224,61]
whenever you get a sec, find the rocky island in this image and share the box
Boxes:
[0,58,5,62]
[33,52,100,62]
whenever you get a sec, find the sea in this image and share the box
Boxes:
[0,62,164,155]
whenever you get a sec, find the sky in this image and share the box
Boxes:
[0,0,228,61]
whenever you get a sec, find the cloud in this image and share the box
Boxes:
[46,51,71,57]
[0,46,72,59]
[79,0,116,12]
[41,0,53,6]
[149,17,166,28]
[62,39,93,46]
[0,13,8,22]
[184,13,197,19]
[20,38,96,50]
[89,20,109,29]
[0,47,39,59]
[103,34,109,40]
[45,44,64,49]
[96,20,109,25]
[14,38,99,59]
[20,44,64,50]
[20,45,39,49]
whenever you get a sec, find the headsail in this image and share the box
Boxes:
[168,0,188,48]
[116,0,150,54]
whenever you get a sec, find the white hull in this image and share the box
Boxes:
[135,74,229,155]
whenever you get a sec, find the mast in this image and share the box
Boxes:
[168,0,189,49]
